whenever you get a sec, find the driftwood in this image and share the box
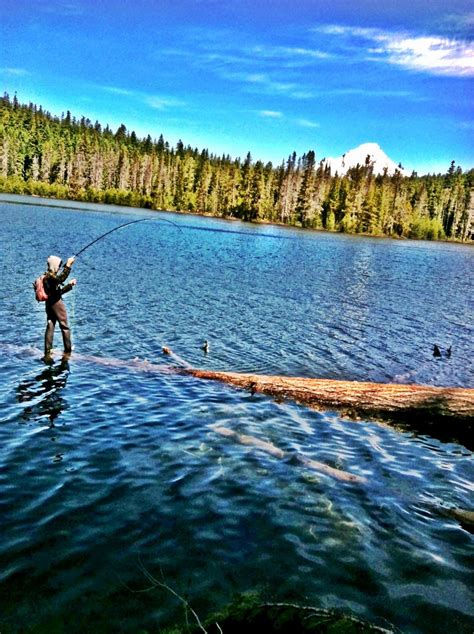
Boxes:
[6,343,474,496]
[186,368,474,422]
[161,344,474,432]
[158,346,474,448]
[4,344,473,443]
[7,344,474,424]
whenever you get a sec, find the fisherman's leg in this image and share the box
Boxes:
[44,320,56,356]
[55,300,72,353]
[44,304,57,358]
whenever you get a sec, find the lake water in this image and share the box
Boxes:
[0,196,473,633]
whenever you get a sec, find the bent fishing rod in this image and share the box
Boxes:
[73,216,182,258]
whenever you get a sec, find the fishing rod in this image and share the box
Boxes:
[73,216,183,258]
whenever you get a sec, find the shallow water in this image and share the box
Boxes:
[0,196,473,633]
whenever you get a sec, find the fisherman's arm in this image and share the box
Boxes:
[49,256,76,284]
[61,278,77,295]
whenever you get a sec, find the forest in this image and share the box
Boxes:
[0,93,472,241]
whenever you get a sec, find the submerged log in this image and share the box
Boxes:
[441,508,474,534]
[211,425,365,483]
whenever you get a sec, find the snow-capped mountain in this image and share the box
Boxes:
[323,143,411,176]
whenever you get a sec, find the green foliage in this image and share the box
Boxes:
[326,211,336,231]
[0,94,472,241]
[408,215,445,240]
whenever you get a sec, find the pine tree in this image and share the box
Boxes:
[0,96,471,241]
[295,150,316,226]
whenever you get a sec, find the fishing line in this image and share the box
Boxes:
[66,213,286,362]
[73,215,183,258]
[67,214,186,357]
[176,221,291,263]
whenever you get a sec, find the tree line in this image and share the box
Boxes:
[0,93,472,241]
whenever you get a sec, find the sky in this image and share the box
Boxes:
[1,0,473,174]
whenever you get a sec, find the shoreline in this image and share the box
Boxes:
[0,191,472,246]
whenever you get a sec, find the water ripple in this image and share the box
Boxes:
[0,200,473,633]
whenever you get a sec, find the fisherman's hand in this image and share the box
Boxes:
[66,256,75,268]
[71,279,77,286]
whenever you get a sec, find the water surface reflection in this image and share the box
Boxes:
[16,356,70,424]
[0,199,472,634]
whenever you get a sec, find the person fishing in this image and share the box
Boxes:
[34,217,179,362]
[42,255,77,361]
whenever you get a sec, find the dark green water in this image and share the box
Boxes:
[0,196,473,633]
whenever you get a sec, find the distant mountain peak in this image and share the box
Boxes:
[323,143,410,176]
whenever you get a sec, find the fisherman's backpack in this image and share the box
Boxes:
[33,274,48,302]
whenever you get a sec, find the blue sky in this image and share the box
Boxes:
[1,0,473,174]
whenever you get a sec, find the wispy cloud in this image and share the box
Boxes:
[156,30,322,100]
[295,118,320,128]
[251,44,332,66]
[98,85,185,110]
[259,110,283,118]
[165,29,427,101]
[314,24,474,77]
[258,112,321,129]
[227,72,267,83]
[146,95,185,110]
[318,87,421,99]
[101,86,136,96]
[166,41,330,76]
[1,67,29,76]
[216,70,314,99]
[371,34,474,77]
[436,12,474,38]
[250,80,314,100]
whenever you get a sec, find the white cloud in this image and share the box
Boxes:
[314,24,474,77]
[260,110,283,118]
[217,70,313,99]
[98,85,185,110]
[254,82,314,99]
[372,34,474,77]
[316,25,378,38]
[1,67,29,76]
[252,45,331,62]
[322,87,418,99]
[243,73,267,83]
[282,47,331,60]
[295,119,320,128]
[102,86,136,96]
[210,71,253,83]
[146,95,185,110]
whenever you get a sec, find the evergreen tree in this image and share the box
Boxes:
[0,96,471,241]
[295,150,316,226]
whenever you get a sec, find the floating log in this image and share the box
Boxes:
[162,345,474,443]
[185,368,474,423]
[182,364,474,450]
[4,344,472,444]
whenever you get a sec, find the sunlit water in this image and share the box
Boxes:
[0,196,473,633]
